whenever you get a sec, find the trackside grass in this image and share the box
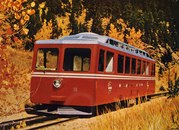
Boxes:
[88,97,179,130]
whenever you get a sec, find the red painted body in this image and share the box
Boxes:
[30,33,155,107]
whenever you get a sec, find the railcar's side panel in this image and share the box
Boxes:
[95,78,155,105]
[94,44,155,105]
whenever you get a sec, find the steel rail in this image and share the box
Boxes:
[25,116,79,130]
[147,91,169,98]
[0,115,59,130]
[0,115,45,130]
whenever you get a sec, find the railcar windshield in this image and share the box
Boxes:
[36,48,59,71]
[63,48,91,72]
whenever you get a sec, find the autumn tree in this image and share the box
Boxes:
[0,0,36,49]
[0,0,36,89]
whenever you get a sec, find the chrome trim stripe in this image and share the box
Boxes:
[32,72,155,80]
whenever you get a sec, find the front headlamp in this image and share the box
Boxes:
[53,79,62,89]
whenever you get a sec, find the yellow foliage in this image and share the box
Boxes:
[108,22,125,42]
[44,7,48,15]
[13,24,19,31]
[35,19,53,40]
[56,12,71,37]
[0,37,3,43]
[24,15,30,21]
[39,10,43,22]
[0,0,35,38]
[30,2,36,7]
[117,18,128,32]
[22,28,29,35]
[69,0,72,6]
[108,18,131,42]
[86,18,93,32]
[102,17,111,35]
[38,2,47,20]
[2,80,10,86]
[14,13,21,20]
[27,9,32,15]
[0,13,5,20]
[109,23,119,39]
[22,11,26,17]
[76,9,86,25]
[61,2,68,9]
[20,19,26,26]
[107,18,146,50]
[102,17,111,28]
[166,22,170,27]
[126,27,145,49]
[39,2,46,9]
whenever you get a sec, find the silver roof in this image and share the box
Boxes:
[36,32,108,44]
[35,32,154,61]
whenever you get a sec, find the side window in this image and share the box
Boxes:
[73,56,90,71]
[137,59,141,74]
[142,61,146,75]
[118,54,124,73]
[146,62,150,75]
[98,50,105,71]
[36,48,59,71]
[63,48,91,71]
[73,56,82,71]
[151,63,155,76]
[83,57,90,71]
[125,56,130,74]
[106,51,114,72]
[132,58,136,74]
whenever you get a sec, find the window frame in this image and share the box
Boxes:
[105,51,114,73]
[137,59,141,75]
[35,48,59,72]
[117,54,125,74]
[142,61,146,75]
[98,49,105,72]
[97,49,115,73]
[63,48,92,72]
[146,62,150,76]
[131,58,136,74]
[125,56,131,74]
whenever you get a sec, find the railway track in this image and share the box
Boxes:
[148,91,169,98]
[142,91,169,103]
[0,91,169,130]
[0,114,78,130]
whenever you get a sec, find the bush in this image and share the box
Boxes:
[168,78,179,98]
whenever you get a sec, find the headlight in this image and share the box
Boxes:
[53,79,62,89]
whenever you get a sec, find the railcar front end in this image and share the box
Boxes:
[30,42,97,115]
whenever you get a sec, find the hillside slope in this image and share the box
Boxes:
[0,46,32,116]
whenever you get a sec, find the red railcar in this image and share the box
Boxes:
[29,32,155,115]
